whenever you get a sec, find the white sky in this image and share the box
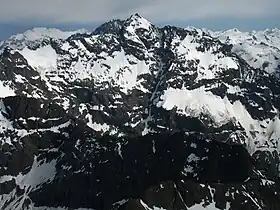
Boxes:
[0,0,279,23]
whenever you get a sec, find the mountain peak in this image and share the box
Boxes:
[129,13,143,19]
[124,13,153,32]
[128,13,151,24]
[92,19,124,35]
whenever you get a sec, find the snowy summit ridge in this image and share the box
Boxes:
[0,14,280,210]
[0,27,89,51]
[209,28,280,76]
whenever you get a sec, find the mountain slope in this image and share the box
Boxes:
[0,27,88,51]
[208,28,280,77]
[0,14,280,209]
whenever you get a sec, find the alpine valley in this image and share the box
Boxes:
[0,14,280,210]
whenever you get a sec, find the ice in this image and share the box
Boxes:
[69,49,151,93]
[174,34,238,81]
[86,113,110,132]
[0,157,57,210]
[211,28,280,75]
[16,157,57,190]
[0,81,15,97]
[123,14,154,46]
[140,199,166,210]
[242,187,262,209]
[129,14,153,31]
[0,100,14,141]
[61,42,72,51]
[14,74,26,83]
[0,27,88,51]
[157,87,233,126]
[10,28,87,42]
[190,143,197,148]
[182,165,194,174]
[19,45,58,70]
[0,175,13,183]
[186,153,200,163]
[116,142,123,158]
[157,86,280,154]
[188,203,230,210]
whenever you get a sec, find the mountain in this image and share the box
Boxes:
[0,14,280,209]
[0,27,89,51]
[208,28,280,77]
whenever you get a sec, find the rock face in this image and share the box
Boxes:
[0,14,280,209]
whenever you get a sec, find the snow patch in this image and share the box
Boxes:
[14,74,26,83]
[174,34,238,81]
[157,86,280,154]
[16,157,57,190]
[19,45,57,70]
[188,202,230,210]
[0,81,15,97]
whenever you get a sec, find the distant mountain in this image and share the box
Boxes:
[0,14,280,210]
[0,27,88,51]
[210,28,280,76]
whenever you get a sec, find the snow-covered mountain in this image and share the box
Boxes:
[209,28,280,76]
[0,14,280,210]
[0,27,89,51]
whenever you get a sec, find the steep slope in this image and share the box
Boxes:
[0,14,280,209]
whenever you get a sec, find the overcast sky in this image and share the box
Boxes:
[0,0,280,39]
